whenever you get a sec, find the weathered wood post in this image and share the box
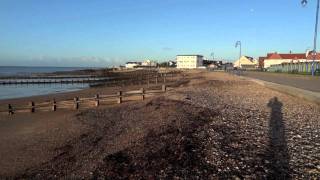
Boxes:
[74,97,79,110]
[95,94,100,107]
[141,88,145,100]
[155,75,158,84]
[52,99,57,111]
[117,91,122,104]
[162,84,166,92]
[8,104,14,115]
[29,101,35,113]
[163,73,166,83]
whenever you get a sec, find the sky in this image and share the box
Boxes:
[0,0,318,67]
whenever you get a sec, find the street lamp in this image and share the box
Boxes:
[301,0,319,76]
[235,41,242,68]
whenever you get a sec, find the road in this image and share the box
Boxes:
[241,71,320,92]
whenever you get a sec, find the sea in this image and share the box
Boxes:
[0,66,96,100]
[0,66,90,76]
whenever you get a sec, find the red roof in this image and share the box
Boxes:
[279,53,306,59]
[268,53,282,59]
[266,52,306,60]
[307,53,320,60]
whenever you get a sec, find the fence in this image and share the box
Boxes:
[268,62,320,75]
[1,85,167,115]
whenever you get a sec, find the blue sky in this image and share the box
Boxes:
[0,0,318,67]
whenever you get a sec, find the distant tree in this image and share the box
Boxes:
[159,62,169,67]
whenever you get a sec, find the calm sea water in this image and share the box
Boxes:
[0,66,95,100]
[0,66,90,76]
[0,83,89,100]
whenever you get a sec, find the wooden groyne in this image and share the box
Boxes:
[0,70,180,85]
[2,85,167,115]
[0,77,109,85]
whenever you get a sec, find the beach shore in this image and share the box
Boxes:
[0,71,319,179]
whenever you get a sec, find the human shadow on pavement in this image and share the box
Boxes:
[266,97,291,179]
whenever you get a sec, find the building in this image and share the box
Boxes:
[176,55,203,69]
[261,51,320,69]
[263,52,307,68]
[168,61,177,67]
[233,56,258,69]
[141,60,157,67]
[125,62,141,69]
[258,57,266,69]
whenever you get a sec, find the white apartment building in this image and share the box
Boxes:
[125,62,141,69]
[176,55,203,69]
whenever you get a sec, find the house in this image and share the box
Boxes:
[263,52,307,68]
[261,51,320,69]
[176,55,203,69]
[125,62,141,69]
[141,60,157,67]
[233,56,258,69]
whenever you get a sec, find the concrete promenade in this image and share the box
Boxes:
[242,71,320,92]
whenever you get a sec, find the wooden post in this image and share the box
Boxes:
[162,84,166,92]
[8,104,14,115]
[117,91,122,104]
[74,97,79,110]
[95,94,100,107]
[155,76,158,84]
[52,99,57,111]
[163,73,166,83]
[141,88,145,100]
[29,101,35,113]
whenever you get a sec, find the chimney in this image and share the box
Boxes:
[289,50,292,54]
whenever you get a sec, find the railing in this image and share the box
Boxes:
[1,85,167,115]
[268,62,320,75]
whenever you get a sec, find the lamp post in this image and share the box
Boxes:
[301,0,319,76]
[235,41,242,68]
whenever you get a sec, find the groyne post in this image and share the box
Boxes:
[74,97,79,110]
[117,91,122,104]
[52,99,57,111]
[141,88,145,100]
[95,94,100,107]
[162,84,166,92]
[8,104,14,115]
[29,101,35,113]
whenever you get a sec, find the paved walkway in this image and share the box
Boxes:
[241,72,320,92]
